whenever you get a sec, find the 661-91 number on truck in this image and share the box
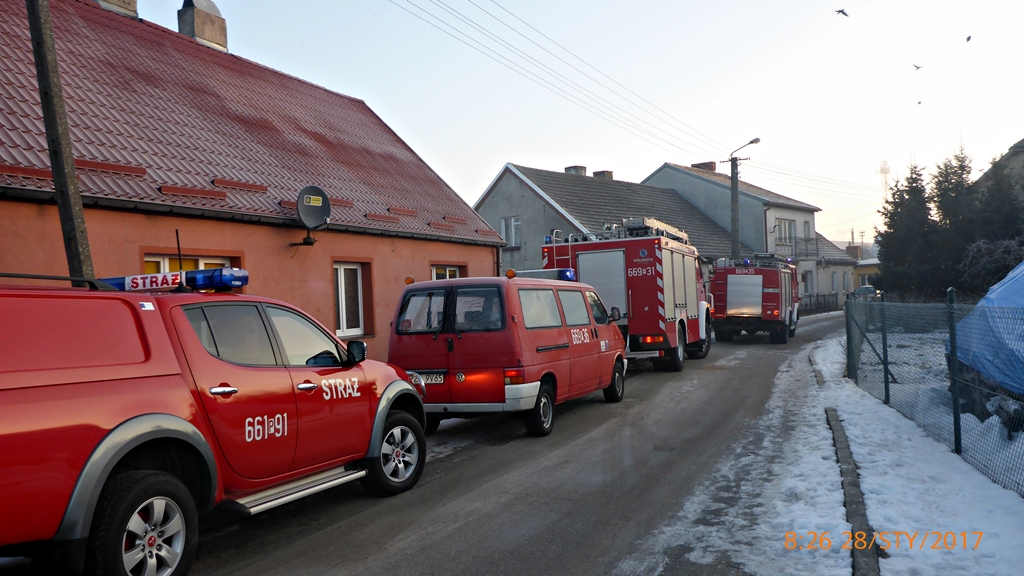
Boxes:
[245,413,288,442]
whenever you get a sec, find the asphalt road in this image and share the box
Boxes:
[0,313,845,576]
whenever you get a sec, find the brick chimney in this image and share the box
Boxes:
[564,166,587,176]
[845,245,862,260]
[593,170,613,180]
[178,0,227,52]
[690,161,716,172]
[94,0,138,18]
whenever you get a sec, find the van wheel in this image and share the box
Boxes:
[424,416,441,435]
[362,411,426,496]
[603,361,625,403]
[525,382,554,437]
[87,471,197,576]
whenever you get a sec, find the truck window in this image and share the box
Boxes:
[199,305,277,366]
[455,286,505,332]
[518,289,563,329]
[185,308,218,356]
[557,290,591,326]
[585,291,610,325]
[266,306,344,366]
[397,290,447,333]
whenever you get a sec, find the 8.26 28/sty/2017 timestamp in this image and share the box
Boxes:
[784,531,984,551]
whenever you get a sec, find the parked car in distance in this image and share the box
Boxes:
[0,269,426,576]
[851,285,880,301]
[388,274,627,437]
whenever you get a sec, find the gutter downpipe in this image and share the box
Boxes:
[763,201,772,253]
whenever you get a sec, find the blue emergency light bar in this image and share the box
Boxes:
[100,268,249,292]
[557,268,577,281]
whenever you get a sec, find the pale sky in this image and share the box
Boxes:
[139,0,1023,246]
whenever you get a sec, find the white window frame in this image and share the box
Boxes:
[433,266,460,280]
[500,216,521,247]
[334,263,365,338]
[144,255,229,272]
[776,219,795,246]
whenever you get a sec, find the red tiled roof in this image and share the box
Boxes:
[0,0,500,245]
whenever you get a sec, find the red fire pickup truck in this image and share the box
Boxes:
[0,269,427,576]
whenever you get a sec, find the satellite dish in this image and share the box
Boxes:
[296,186,331,231]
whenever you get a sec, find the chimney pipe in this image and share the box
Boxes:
[690,161,716,172]
[178,0,227,52]
[593,170,613,180]
[94,0,138,18]
[564,166,587,176]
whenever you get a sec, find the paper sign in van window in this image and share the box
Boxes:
[518,289,563,329]
[455,287,505,332]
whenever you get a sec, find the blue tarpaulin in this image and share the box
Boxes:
[955,261,1024,396]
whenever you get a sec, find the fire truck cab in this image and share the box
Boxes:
[542,218,713,371]
[711,253,800,344]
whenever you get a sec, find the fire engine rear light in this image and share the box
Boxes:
[773,310,779,315]
[100,268,249,291]
[641,335,665,344]
[504,368,525,385]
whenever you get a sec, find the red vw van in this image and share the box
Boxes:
[388,276,627,436]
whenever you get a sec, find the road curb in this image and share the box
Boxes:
[825,407,882,576]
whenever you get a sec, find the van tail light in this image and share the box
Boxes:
[641,335,665,344]
[504,368,525,385]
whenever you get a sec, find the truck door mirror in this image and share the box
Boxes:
[346,340,367,365]
[609,307,622,321]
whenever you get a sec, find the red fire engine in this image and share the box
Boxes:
[711,253,800,344]
[541,218,713,371]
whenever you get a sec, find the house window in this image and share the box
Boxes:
[803,221,811,239]
[144,255,230,273]
[843,272,849,292]
[334,263,364,337]
[433,266,460,280]
[500,216,521,247]
[831,271,837,293]
[776,219,795,245]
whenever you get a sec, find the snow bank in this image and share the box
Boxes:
[814,340,1024,576]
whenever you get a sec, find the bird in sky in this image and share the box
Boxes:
[836,9,849,17]
[917,101,922,105]
[913,64,923,70]
[967,35,972,42]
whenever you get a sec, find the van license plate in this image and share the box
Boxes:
[421,373,445,384]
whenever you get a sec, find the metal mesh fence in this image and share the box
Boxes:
[846,298,1024,497]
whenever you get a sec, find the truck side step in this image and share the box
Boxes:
[232,467,367,515]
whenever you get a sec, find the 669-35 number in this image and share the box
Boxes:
[245,413,288,442]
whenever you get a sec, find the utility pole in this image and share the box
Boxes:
[25,0,94,282]
[724,138,760,260]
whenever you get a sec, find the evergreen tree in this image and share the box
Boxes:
[974,156,1023,241]
[928,147,976,291]
[875,165,938,295]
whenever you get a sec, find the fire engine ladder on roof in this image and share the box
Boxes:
[569,217,690,243]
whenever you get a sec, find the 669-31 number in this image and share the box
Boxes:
[245,413,288,442]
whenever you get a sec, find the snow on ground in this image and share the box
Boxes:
[814,341,1024,576]
[615,336,1024,576]
[615,343,851,576]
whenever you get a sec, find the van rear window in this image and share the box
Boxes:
[518,289,563,329]
[397,290,447,333]
[0,296,146,372]
[455,286,504,332]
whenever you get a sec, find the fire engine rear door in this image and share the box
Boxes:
[576,250,627,315]
[726,274,763,316]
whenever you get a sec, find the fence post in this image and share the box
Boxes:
[881,292,890,405]
[947,287,962,455]
[846,295,857,382]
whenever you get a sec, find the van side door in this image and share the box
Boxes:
[557,289,601,395]
[264,305,371,469]
[517,288,571,402]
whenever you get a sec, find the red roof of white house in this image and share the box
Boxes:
[0,0,500,245]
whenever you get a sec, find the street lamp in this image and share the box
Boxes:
[726,138,760,260]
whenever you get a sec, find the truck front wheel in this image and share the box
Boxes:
[87,471,197,576]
